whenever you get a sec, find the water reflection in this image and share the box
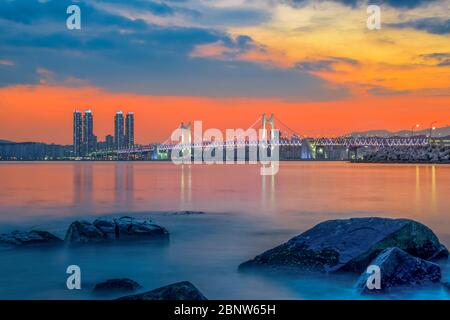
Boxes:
[126,163,135,207]
[271,174,276,209]
[1,162,449,300]
[260,173,276,214]
[415,166,421,212]
[114,163,134,210]
[180,165,192,206]
[0,162,448,233]
[73,163,93,207]
[431,165,437,214]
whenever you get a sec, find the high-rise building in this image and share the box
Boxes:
[92,134,98,152]
[114,111,125,150]
[83,109,95,155]
[73,110,83,157]
[125,112,134,148]
[105,134,114,150]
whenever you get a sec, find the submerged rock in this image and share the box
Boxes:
[65,216,169,244]
[65,221,106,244]
[442,281,450,291]
[239,217,448,274]
[355,247,441,294]
[114,216,168,241]
[93,278,142,294]
[117,281,207,300]
[0,230,63,247]
[93,218,116,240]
[167,211,206,215]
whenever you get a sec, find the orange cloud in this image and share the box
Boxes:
[190,39,291,68]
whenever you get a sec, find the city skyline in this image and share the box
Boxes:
[72,109,135,156]
[0,0,449,144]
[1,94,449,145]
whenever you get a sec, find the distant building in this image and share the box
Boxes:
[92,134,98,152]
[0,142,72,160]
[114,111,125,150]
[125,112,134,148]
[105,134,114,150]
[83,109,95,155]
[73,110,83,157]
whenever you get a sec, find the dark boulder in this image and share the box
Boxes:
[114,216,169,241]
[93,278,142,294]
[0,230,63,247]
[93,218,116,240]
[167,211,205,215]
[355,247,441,294]
[239,218,448,274]
[65,216,169,244]
[65,220,107,244]
[443,281,450,291]
[117,281,207,300]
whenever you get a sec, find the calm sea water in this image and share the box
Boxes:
[0,161,449,300]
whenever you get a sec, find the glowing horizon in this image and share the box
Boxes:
[0,0,449,144]
[0,84,449,145]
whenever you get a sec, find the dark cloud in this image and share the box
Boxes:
[295,57,358,73]
[388,18,450,35]
[0,0,349,100]
[98,0,175,16]
[367,86,410,96]
[370,0,438,8]
[212,35,268,60]
[283,0,437,9]
[421,53,450,67]
[190,6,270,27]
[296,60,336,72]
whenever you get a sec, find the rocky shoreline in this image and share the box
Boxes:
[1,215,450,298]
[0,216,169,247]
[356,145,450,164]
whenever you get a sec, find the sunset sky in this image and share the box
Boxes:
[0,0,449,144]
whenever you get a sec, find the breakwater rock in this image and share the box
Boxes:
[361,145,450,163]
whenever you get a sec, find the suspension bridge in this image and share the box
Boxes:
[116,113,429,159]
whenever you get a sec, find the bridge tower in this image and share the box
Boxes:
[179,121,192,161]
[261,113,275,142]
[180,122,192,145]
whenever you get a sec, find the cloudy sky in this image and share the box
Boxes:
[0,0,449,143]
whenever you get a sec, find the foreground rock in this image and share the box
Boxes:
[93,278,142,295]
[356,247,441,294]
[442,281,450,291]
[239,218,448,274]
[113,216,168,241]
[0,230,63,247]
[166,211,205,215]
[65,221,105,243]
[65,216,169,244]
[117,281,207,300]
